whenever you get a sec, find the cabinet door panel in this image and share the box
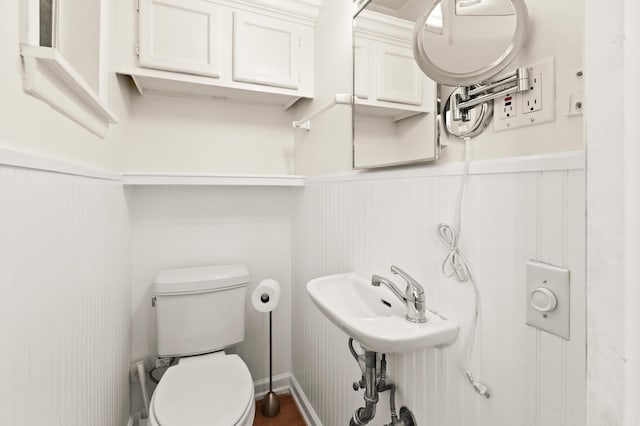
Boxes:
[375,44,422,105]
[233,11,300,89]
[354,37,369,99]
[139,0,221,77]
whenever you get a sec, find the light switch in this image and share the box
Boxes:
[530,287,558,312]
[526,260,570,340]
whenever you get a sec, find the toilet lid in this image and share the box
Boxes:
[153,354,253,426]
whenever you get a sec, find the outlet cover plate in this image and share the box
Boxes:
[526,260,570,340]
[494,57,556,132]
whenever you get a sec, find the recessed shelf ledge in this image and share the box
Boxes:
[20,45,118,138]
[123,172,306,187]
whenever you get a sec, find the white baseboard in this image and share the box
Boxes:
[289,373,322,426]
[253,372,292,399]
[253,372,322,426]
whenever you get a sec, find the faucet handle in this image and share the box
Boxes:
[390,265,424,297]
[391,266,427,323]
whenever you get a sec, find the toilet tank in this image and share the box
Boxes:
[154,264,250,357]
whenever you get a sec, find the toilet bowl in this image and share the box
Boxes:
[148,353,255,426]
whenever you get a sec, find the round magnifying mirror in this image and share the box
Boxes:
[413,0,529,86]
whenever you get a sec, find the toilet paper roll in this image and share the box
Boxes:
[251,279,281,313]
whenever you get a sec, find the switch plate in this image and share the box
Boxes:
[494,57,556,132]
[526,260,570,340]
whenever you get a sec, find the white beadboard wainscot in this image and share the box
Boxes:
[292,152,585,426]
[0,165,131,425]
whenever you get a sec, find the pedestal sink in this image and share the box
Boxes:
[306,272,458,353]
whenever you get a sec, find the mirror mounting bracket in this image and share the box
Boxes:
[452,67,529,123]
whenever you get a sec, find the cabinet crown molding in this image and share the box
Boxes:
[354,10,413,43]
[216,0,321,22]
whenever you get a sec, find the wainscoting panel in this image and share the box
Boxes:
[292,164,585,426]
[0,166,131,426]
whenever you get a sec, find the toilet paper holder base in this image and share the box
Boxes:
[261,311,280,417]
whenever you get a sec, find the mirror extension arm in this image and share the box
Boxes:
[451,67,530,122]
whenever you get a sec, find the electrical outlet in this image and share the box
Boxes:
[496,92,517,119]
[522,73,542,114]
[494,57,555,132]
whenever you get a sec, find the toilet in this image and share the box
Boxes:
[148,264,255,426]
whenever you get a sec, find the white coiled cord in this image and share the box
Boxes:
[436,137,490,399]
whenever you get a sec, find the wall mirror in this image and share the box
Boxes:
[38,0,102,92]
[352,0,440,169]
[20,0,117,137]
[412,0,530,138]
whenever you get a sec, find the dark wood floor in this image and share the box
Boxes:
[253,394,306,426]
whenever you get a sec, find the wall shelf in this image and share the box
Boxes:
[122,172,306,187]
[354,102,429,122]
[118,68,309,109]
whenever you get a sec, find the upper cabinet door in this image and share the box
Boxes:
[232,11,300,90]
[354,37,370,100]
[375,44,422,105]
[139,0,222,78]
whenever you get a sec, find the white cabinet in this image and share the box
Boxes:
[375,44,422,105]
[354,11,434,117]
[233,11,300,89]
[138,0,222,78]
[120,0,319,108]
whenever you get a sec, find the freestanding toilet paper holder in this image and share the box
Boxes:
[261,306,280,417]
[252,279,281,417]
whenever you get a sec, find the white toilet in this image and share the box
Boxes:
[148,264,255,426]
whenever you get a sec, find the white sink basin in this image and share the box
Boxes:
[306,272,459,353]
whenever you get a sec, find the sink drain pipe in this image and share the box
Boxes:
[350,351,379,426]
[348,339,416,426]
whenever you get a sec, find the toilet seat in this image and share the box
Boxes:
[150,354,254,426]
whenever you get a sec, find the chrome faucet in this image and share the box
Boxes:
[372,265,426,323]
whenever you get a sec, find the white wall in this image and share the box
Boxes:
[584,0,631,425]
[292,157,585,425]
[292,0,354,175]
[623,2,640,425]
[0,0,131,170]
[127,95,295,174]
[130,186,295,396]
[293,0,584,176]
[0,165,132,426]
